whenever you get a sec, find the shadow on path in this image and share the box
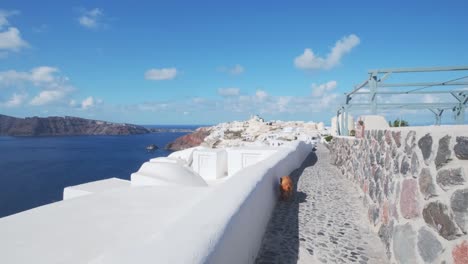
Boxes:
[255,151,317,264]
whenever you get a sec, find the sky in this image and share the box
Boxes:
[0,0,467,125]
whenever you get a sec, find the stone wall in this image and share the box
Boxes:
[329,126,468,264]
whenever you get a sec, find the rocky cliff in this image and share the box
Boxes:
[0,114,150,136]
[165,127,211,150]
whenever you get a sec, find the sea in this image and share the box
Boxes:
[0,125,202,218]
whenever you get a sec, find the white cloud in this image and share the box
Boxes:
[0,92,27,107]
[277,96,291,112]
[30,90,67,106]
[255,90,268,101]
[145,68,177,81]
[294,34,360,70]
[0,27,28,51]
[0,66,71,90]
[230,64,244,75]
[218,64,245,75]
[81,96,94,109]
[132,88,343,117]
[137,102,170,112]
[0,66,75,107]
[30,66,59,83]
[0,10,28,55]
[78,8,104,29]
[312,80,338,97]
[192,97,206,104]
[0,10,19,29]
[318,93,340,109]
[218,87,240,97]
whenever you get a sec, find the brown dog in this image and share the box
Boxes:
[279,176,293,200]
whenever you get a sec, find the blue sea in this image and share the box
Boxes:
[0,125,201,218]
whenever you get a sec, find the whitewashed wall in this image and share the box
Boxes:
[94,141,312,264]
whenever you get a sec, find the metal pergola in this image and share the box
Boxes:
[337,66,468,136]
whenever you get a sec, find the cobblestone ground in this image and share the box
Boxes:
[255,145,389,264]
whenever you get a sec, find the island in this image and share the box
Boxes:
[0,114,150,136]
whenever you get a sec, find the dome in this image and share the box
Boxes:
[131,162,208,187]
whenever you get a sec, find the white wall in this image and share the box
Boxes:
[192,148,228,180]
[63,178,130,200]
[226,147,278,176]
[94,141,312,264]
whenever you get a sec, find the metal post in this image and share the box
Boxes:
[336,109,341,136]
[429,109,444,125]
[459,105,465,124]
[344,108,349,136]
[451,91,467,124]
[454,104,465,124]
[340,110,344,136]
[369,73,378,114]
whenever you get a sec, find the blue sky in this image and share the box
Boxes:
[1,0,467,125]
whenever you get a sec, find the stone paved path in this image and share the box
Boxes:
[255,145,389,264]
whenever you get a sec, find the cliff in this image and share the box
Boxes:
[165,127,211,150]
[0,114,150,136]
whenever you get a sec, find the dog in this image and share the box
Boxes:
[279,175,293,201]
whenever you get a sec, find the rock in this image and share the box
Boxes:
[377,130,384,142]
[400,156,410,176]
[390,145,397,156]
[368,204,380,225]
[165,127,211,151]
[369,180,376,201]
[393,223,417,263]
[385,130,392,145]
[374,166,383,183]
[435,135,452,169]
[405,131,416,155]
[391,202,399,220]
[451,189,468,233]
[422,201,460,240]
[384,152,391,170]
[145,144,158,151]
[376,150,383,165]
[383,174,390,198]
[436,167,466,191]
[419,168,437,200]
[418,133,433,162]
[381,201,390,225]
[363,166,371,181]
[452,240,468,264]
[417,227,443,263]
[393,155,400,174]
[392,131,402,148]
[378,221,393,258]
[410,152,420,177]
[400,179,420,219]
[454,136,468,160]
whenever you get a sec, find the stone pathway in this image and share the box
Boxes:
[255,145,389,264]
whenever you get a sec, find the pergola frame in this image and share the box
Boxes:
[337,66,468,136]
